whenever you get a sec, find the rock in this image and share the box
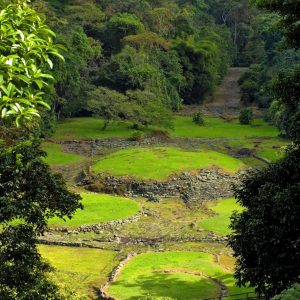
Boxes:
[234,148,255,158]
[82,169,238,204]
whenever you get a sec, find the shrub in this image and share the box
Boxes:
[129,131,144,141]
[193,112,205,126]
[240,80,259,104]
[272,284,300,300]
[239,108,253,125]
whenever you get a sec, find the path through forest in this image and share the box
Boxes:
[202,67,248,118]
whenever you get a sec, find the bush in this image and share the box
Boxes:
[239,108,253,125]
[272,284,300,300]
[240,80,259,104]
[193,112,205,126]
[129,131,144,141]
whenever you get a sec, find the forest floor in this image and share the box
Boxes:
[39,69,288,300]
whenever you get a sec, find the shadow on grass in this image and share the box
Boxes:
[110,272,235,300]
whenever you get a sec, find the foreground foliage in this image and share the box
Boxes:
[229,1,300,297]
[229,147,300,297]
[0,141,82,299]
[272,284,300,300]
[0,0,63,126]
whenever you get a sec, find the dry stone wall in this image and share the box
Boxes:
[80,169,240,204]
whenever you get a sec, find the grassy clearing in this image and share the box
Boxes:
[48,193,140,227]
[52,116,279,141]
[227,137,289,162]
[42,142,83,165]
[39,245,118,298]
[108,251,252,300]
[53,117,154,141]
[171,116,279,138]
[199,198,243,235]
[92,147,245,180]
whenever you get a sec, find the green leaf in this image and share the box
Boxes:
[46,58,53,69]
[18,74,31,84]
[34,80,43,89]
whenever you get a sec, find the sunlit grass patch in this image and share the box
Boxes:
[48,193,140,227]
[199,198,243,235]
[39,245,118,298]
[108,251,252,300]
[42,142,83,165]
[92,147,245,180]
[52,116,280,141]
[53,117,154,141]
[227,137,289,162]
[172,116,279,138]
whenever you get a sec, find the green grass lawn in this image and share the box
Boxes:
[171,116,279,138]
[39,245,118,298]
[53,117,154,141]
[48,193,140,227]
[227,137,289,162]
[199,198,243,235]
[42,142,83,165]
[92,147,245,180]
[52,116,279,141]
[108,251,252,300]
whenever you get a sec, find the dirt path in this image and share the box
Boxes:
[202,67,248,118]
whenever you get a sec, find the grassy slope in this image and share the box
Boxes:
[53,117,154,141]
[199,198,243,235]
[52,116,279,141]
[92,147,245,180]
[42,142,83,165]
[227,137,289,162]
[39,245,118,298]
[48,193,140,227]
[172,116,279,138]
[108,251,252,300]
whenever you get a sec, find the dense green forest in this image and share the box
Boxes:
[29,0,267,127]
[0,0,299,300]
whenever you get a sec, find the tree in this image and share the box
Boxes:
[52,25,101,118]
[126,89,173,129]
[87,87,173,130]
[229,1,300,297]
[0,0,63,126]
[192,112,205,126]
[0,2,82,298]
[173,29,232,104]
[102,13,145,53]
[253,0,300,48]
[239,107,254,124]
[0,141,82,299]
[0,225,63,300]
[229,148,300,298]
[87,87,128,130]
[272,284,300,300]
[102,45,158,91]
[272,66,300,142]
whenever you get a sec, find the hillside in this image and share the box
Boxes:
[0,1,299,300]
[37,67,289,299]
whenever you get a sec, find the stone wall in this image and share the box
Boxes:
[48,212,143,235]
[59,135,237,157]
[81,169,239,204]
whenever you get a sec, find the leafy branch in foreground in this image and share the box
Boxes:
[0,0,64,126]
[0,140,82,299]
